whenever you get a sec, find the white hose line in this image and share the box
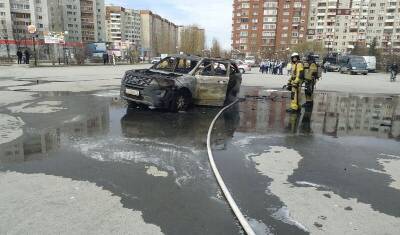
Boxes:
[206,99,256,235]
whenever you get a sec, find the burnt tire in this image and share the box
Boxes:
[169,89,192,112]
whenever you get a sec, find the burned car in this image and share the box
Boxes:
[120,55,242,112]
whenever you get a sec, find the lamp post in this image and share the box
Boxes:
[63,31,69,65]
[388,41,393,65]
[27,25,37,66]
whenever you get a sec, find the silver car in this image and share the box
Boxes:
[121,55,242,112]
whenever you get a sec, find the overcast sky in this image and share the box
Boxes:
[105,0,233,49]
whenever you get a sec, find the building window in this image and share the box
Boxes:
[240,31,248,37]
[241,3,250,8]
[294,2,302,8]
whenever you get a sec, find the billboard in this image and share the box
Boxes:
[86,42,107,58]
[44,32,65,44]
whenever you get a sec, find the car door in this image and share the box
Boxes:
[194,60,230,106]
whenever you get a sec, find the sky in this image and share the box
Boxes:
[105,0,233,49]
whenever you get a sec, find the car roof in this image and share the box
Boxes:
[167,54,235,64]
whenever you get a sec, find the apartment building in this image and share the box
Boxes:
[308,0,400,52]
[105,5,141,55]
[140,10,178,58]
[80,0,105,43]
[275,0,309,51]
[231,0,309,57]
[61,0,82,42]
[0,0,64,56]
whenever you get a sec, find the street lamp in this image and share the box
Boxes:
[27,25,37,66]
[64,31,69,65]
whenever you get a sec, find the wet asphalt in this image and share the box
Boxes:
[1,87,400,234]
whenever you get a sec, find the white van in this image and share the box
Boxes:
[244,56,257,67]
[363,56,376,72]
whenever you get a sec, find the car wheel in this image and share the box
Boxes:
[340,69,344,74]
[362,73,368,75]
[239,68,245,74]
[169,89,192,112]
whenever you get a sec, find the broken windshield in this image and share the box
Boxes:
[152,57,198,74]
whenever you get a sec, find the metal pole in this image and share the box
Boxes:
[33,36,37,66]
[58,43,61,65]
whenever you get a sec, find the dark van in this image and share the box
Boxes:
[338,55,368,75]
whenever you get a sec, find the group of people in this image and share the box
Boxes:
[259,60,286,75]
[102,52,116,66]
[286,52,321,113]
[16,50,31,64]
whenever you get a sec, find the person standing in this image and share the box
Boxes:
[287,62,292,75]
[278,61,283,75]
[303,53,319,108]
[112,53,116,66]
[286,52,304,113]
[24,50,30,64]
[390,63,398,82]
[103,52,108,65]
[17,50,23,64]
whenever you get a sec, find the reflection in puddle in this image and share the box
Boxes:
[239,91,400,140]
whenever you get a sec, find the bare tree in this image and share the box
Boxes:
[210,38,221,58]
[0,29,11,61]
[179,25,205,56]
[291,41,326,56]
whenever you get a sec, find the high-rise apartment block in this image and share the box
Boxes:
[231,0,309,57]
[140,10,178,58]
[308,0,400,52]
[80,0,105,43]
[105,5,141,47]
[0,0,105,56]
[233,0,400,56]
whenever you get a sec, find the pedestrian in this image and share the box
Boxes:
[278,61,283,75]
[390,63,398,82]
[260,60,266,74]
[112,53,116,66]
[17,50,23,64]
[24,50,30,64]
[287,62,292,75]
[103,52,108,65]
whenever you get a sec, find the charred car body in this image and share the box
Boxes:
[120,55,242,112]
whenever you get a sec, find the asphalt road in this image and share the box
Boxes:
[0,65,400,234]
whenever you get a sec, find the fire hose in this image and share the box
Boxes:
[206,98,256,235]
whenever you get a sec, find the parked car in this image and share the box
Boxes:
[236,60,251,73]
[363,56,377,72]
[151,57,161,64]
[338,55,368,75]
[326,63,340,72]
[244,56,257,67]
[121,55,242,112]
